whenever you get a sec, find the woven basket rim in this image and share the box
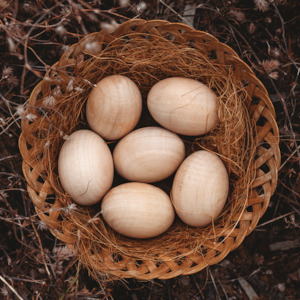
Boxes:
[19,19,281,280]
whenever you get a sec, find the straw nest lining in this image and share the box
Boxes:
[20,20,280,281]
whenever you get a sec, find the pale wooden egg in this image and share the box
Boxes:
[147,77,219,136]
[86,75,142,140]
[113,126,185,183]
[171,150,229,227]
[101,182,175,238]
[58,130,114,206]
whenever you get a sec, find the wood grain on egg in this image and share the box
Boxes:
[171,150,229,227]
[113,127,186,183]
[101,182,175,238]
[147,77,219,136]
[58,130,114,206]
[86,75,142,140]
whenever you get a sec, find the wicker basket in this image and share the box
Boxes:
[19,19,280,280]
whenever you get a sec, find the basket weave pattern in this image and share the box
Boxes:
[19,20,280,280]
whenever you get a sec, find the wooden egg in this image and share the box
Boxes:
[171,150,229,227]
[58,130,114,206]
[86,75,142,140]
[113,127,186,183]
[147,77,219,136]
[101,182,175,238]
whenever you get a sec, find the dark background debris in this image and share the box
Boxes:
[0,1,299,299]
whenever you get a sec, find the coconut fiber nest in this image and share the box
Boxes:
[19,19,281,281]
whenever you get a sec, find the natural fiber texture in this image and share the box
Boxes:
[19,19,280,281]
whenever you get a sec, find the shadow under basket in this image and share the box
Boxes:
[19,19,281,281]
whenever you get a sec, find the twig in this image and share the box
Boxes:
[255,211,295,228]
[278,178,300,197]
[30,219,53,280]
[0,190,34,250]
[0,246,12,265]
[0,92,20,129]
[6,15,68,29]
[279,144,300,171]
[159,0,194,27]
[0,216,32,229]
[277,193,300,213]
[217,279,229,300]
[272,3,298,72]
[208,267,221,300]
[269,238,300,251]
[286,203,300,216]
[192,273,206,298]
[0,116,21,135]
[0,274,24,300]
[0,154,20,162]
[237,277,259,300]
[20,5,59,95]
[2,275,45,285]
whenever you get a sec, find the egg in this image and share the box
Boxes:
[113,127,185,183]
[147,77,219,136]
[58,130,114,206]
[101,182,175,238]
[86,75,142,140]
[171,150,229,227]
